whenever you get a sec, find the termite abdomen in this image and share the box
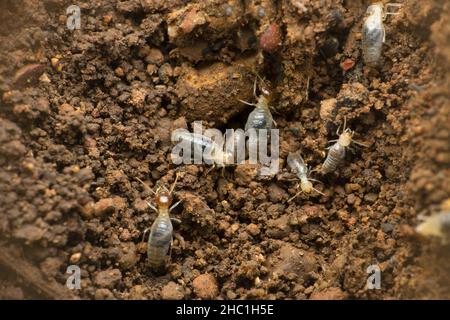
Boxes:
[244,96,274,131]
[321,142,346,174]
[362,4,385,67]
[147,216,173,270]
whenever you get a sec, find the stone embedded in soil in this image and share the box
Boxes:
[177,191,215,227]
[336,82,369,109]
[267,215,292,239]
[234,162,260,186]
[192,273,219,299]
[320,98,337,121]
[40,257,64,278]
[0,285,24,299]
[118,242,139,270]
[13,224,45,243]
[92,197,127,217]
[246,223,260,236]
[70,252,82,264]
[175,61,254,124]
[94,269,122,289]
[309,287,348,300]
[0,140,27,158]
[128,285,148,300]
[13,63,45,88]
[267,183,288,203]
[94,288,115,300]
[145,48,164,66]
[269,244,318,280]
[381,223,394,233]
[167,1,244,44]
[260,23,281,52]
[161,281,185,300]
[364,193,378,203]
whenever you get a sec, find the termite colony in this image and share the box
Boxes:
[136,2,439,273]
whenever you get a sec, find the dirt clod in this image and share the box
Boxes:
[94,269,122,289]
[161,281,185,300]
[192,273,219,299]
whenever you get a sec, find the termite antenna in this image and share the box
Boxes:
[305,76,310,102]
[287,191,302,203]
[384,3,402,17]
[312,187,325,196]
[135,177,156,195]
[352,139,370,147]
[308,178,324,184]
[169,173,180,194]
[205,163,216,176]
[141,228,151,243]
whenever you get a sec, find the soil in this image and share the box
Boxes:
[0,0,449,300]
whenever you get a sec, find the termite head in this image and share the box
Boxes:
[155,190,173,209]
[257,77,274,105]
[300,178,313,193]
[366,3,383,17]
[338,129,354,147]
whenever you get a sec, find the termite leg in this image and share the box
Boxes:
[304,77,310,102]
[141,227,151,243]
[135,177,156,195]
[146,200,158,213]
[167,238,173,263]
[174,232,186,250]
[169,172,180,194]
[384,3,402,18]
[169,201,182,213]
[312,187,325,196]
[221,166,226,178]
[288,190,303,203]
[205,163,216,176]
[287,184,302,203]
[352,139,370,148]
[238,99,256,107]
[170,217,182,224]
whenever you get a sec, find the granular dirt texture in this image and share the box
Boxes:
[0,0,449,299]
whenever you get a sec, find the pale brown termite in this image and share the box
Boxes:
[137,174,183,271]
[362,2,402,67]
[287,151,324,202]
[172,131,234,169]
[416,211,450,243]
[321,117,368,174]
[239,76,276,131]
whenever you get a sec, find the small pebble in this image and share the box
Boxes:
[192,274,218,299]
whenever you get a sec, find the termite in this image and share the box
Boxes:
[239,76,276,131]
[172,131,234,168]
[137,174,184,271]
[362,2,402,67]
[287,151,324,202]
[321,117,368,175]
[416,211,450,243]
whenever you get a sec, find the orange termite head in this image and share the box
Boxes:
[155,190,173,209]
[260,81,273,99]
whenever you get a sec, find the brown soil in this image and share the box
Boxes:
[0,0,449,300]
